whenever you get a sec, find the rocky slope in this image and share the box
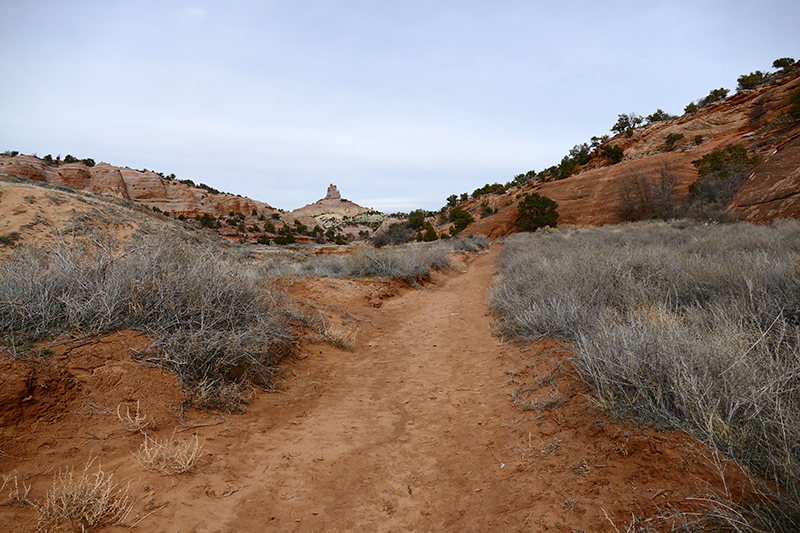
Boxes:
[0,156,278,219]
[463,73,800,237]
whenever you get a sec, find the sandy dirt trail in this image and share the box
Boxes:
[0,246,742,532]
[225,248,526,531]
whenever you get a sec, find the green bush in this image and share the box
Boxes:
[195,213,218,228]
[664,132,684,150]
[416,222,438,242]
[645,109,673,123]
[684,101,699,114]
[789,89,800,120]
[601,144,624,164]
[273,234,295,245]
[611,113,643,136]
[480,200,497,218]
[448,207,474,236]
[686,144,757,220]
[773,57,796,73]
[737,71,766,91]
[471,182,508,199]
[698,87,729,108]
[407,209,428,229]
[514,193,558,231]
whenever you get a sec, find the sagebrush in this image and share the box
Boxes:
[490,220,800,528]
[0,232,297,410]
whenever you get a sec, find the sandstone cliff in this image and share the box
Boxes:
[0,156,278,219]
[463,73,800,237]
[291,184,373,220]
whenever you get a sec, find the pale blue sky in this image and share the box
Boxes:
[1,1,798,211]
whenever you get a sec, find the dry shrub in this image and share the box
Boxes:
[34,458,133,532]
[190,379,252,413]
[1,469,31,507]
[491,220,800,529]
[301,307,358,351]
[116,400,156,433]
[294,235,487,285]
[0,232,298,412]
[322,321,358,351]
[134,432,203,475]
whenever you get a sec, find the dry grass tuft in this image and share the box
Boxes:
[492,220,800,529]
[301,306,358,351]
[0,469,31,507]
[190,379,252,414]
[33,458,133,532]
[116,400,156,433]
[322,321,358,351]
[134,432,203,475]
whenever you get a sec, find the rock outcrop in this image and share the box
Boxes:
[462,73,800,236]
[292,184,373,219]
[0,156,278,219]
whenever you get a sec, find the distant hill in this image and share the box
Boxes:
[3,71,799,244]
[460,73,800,238]
[0,155,279,220]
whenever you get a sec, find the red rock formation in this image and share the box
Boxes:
[291,183,372,219]
[0,156,278,219]
[466,74,800,236]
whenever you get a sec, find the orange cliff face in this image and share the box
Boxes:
[463,74,800,237]
[0,156,278,219]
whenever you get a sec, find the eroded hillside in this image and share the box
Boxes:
[462,74,800,237]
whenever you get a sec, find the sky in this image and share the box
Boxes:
[1,1,798,212]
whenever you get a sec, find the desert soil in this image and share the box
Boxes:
[0,246,746,532]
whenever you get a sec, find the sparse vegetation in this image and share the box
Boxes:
[664,132,684,150]
[1,470,31,507]
[490,220,800,529]
[699,87,730,108]
[134,432,203,475]
[686,144,758,221]
[116,401,157,433]
[601,144,624,164]
[0,233,297,411]
[33,459,134,532]
[618,164,677,221]
[294,235,488,286]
